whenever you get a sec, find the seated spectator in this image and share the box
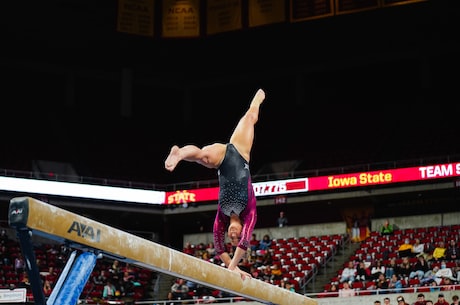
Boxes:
[375,273,389,292]
[396,257,412,280]
[171,278,189,300]
[93,270,108,285]
[328,283,339,297]
[17,272,31,290]
[270,263,282,281]
[413,238,425,257]
[431,241,447,262]
[356,260,371,281]
[43,279,52,297]
[439,277,455,290]
[183,242,195,256]
[385,257,398,279]
[398,238,414,258]
[371,259,386,280]
[258,234,272,251]
[340,261,356,284]
[420,265,439,285]
[445,240,460,261]
[409,255,430,280]
[102,278,117,300]
[388,274,403,293]
[285,282,295,292]
[435,261,456,284]
[380,219,394,235]
[338,281,355,297]
[206,242,216,258]
[424,240,436,260]
[249,233,259,252]
[260,266,272,283]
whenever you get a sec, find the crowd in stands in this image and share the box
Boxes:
[176,231,346,303]
[324,224,460,300]
[0,228,154,303]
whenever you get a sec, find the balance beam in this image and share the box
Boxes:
[8,197,317,305]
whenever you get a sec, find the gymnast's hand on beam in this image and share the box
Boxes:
[229,266,252,280]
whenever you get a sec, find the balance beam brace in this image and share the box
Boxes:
[8,197,316,305]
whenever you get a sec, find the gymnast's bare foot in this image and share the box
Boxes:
[165,145,180,171]
[250,89,265,108]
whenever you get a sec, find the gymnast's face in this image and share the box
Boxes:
[228,216,242,246]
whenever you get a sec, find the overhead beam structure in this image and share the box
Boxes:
[8,196,317,305]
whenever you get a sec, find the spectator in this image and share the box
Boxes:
[249,233,259,252]
[260,266,272,283]
[397,296,409,305]
[381,219,394,235]
[340,261,357,284]
[445,240,460,261]
[421,265,440,286]
[435,261,456,284]
[397,257,412,280]
[258,234,272,251]
[409,255,430,280]
[109,259,121,281]
[375,273,389,292]
[385,257,398,279]
[285,281,295,292]
[43,279,52,297]
[17,272,31,290]
[102,278,117,300]
[171,278,189,300]
[270,263,282,281]
[348,213,360,242]
[206,242,216,258]
[451,295,459,305]
[328,283,339,297]
[93,270,108,285]
[356,260,371,281]
[440,277,455,290]
[384,297,392,305]
[371,259,386,280]
[388,274,402,293]
[277,211,288,227]
[338,281,355,297]
[375,301,382,305]
[424,241,436,260]
[432,241,447,262]
[183,242,195,256]
[398,238,414,258]
[435,293,449,305]
[14,254,25,274]
[413,238,425,257]
[426,301,434,305]
[413,293,426,305]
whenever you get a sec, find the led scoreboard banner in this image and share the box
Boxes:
[1,162,459,205]
[165,162,460,205]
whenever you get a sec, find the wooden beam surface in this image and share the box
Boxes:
[8,197,317,305]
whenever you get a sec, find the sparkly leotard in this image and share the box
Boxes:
[213,144,257,255]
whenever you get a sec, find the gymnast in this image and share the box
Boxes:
[165,88,265,279]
